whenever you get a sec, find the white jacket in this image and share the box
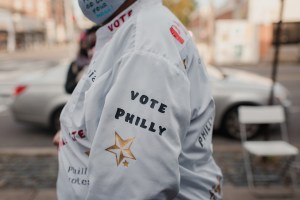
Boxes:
[57,0,223,199]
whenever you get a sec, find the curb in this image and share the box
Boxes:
[0,148,57,156]
[213,143,300,153]
[0,146,241,156]
[0,143,299,156]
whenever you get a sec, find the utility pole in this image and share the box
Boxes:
[264,0,285,142]
[269,0,285,105]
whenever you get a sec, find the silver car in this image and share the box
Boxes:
[11,64,291,139]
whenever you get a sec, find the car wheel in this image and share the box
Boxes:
[221,106,260,140]
[51,107,63,132]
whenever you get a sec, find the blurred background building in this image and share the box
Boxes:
[0,0,79,52]
[190,0,300,64]
[1,0,300,65]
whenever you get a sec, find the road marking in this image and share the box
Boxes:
[290,106,300,114]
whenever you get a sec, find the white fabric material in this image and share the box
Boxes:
[57,0,223,199]
[78,0,126,25]
[239,106,285,124]
[244,141,299,156]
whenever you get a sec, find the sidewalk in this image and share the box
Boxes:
[0,147,299,200]
[1,186,298,200]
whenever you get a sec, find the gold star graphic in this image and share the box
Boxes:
[105,132,136,166]
[123,160,129,167]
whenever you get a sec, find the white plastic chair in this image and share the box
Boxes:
[238,105,299,196]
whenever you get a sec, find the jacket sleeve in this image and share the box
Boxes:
[85,52,191,200]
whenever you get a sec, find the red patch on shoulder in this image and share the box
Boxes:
[170,25,185,44]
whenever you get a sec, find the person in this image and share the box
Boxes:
[56,0,223,199]
[65,26,98,94]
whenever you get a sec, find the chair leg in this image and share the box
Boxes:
[287,156,298,193]
[290,166,297,193]
[245,155,297,197]
[276,156,296,189]
[242,149,254,190]
[277,156,295,177]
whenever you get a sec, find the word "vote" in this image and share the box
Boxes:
[131,91,167,114]
[108,10,132,32]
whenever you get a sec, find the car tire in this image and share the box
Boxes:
[51,107,64,132]
[221,105,261,140]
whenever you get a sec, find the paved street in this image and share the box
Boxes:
[0,148,299,200]
[0,110,54,148]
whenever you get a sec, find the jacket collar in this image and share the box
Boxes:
[95,0,162,44]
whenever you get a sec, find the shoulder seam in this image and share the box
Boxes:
[116,50,189,82]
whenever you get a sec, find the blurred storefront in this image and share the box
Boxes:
[214,20,259,65]
[0,0,76,52]
[14,15,45,49]
[0,9,15,52]
[249,0,300,62]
